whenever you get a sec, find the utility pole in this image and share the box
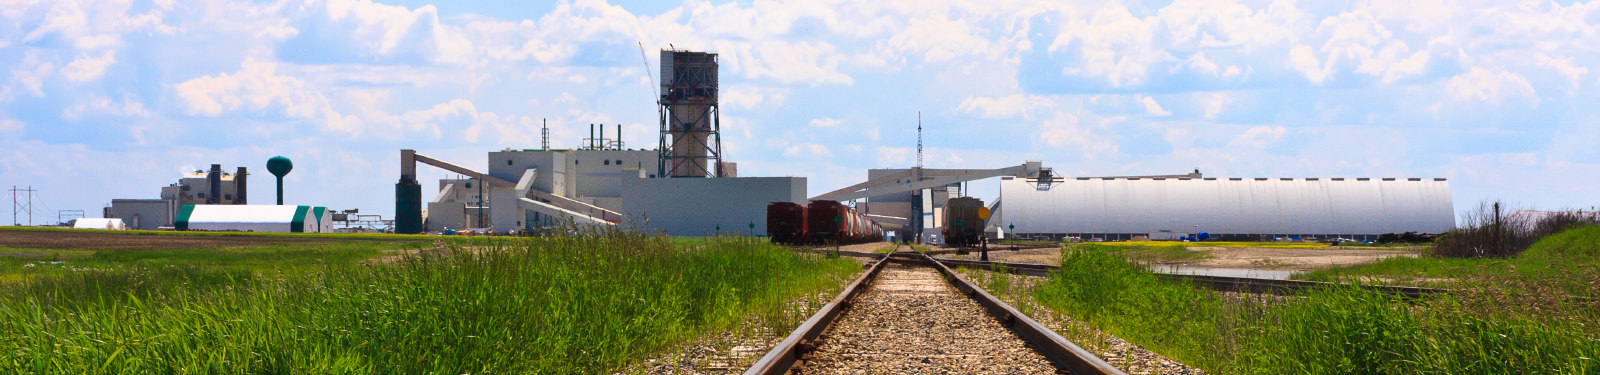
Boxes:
[11,186,37,226]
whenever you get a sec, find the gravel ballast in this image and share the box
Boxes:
[791,261,1063,374]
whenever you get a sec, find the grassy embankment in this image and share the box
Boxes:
[1301,226,1600,295]
[0,230,860,373]
[1024,237,1599,374]
[0,225,440,241]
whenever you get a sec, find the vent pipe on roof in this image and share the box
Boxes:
[207,164,222,205]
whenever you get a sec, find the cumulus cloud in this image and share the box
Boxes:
[808,118,839,128]
[722,85,791,110]
[1140,96,1172,116]
[958,94,1054,119]
[1228,125,1287,148]
[62,96,150,120]
[0,119,21,132]
[1446,67,1537,105]
[784,143,832,158]
[1038,112,1116,159]
[1536,53,1589,94]
[173,57,362,134]
[59,50,116,83]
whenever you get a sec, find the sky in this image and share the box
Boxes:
[2,0,1598,224]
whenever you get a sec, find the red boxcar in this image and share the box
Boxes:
[766,202,807,244]
[807,200,885,245]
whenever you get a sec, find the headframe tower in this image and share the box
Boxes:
[657,49,724,178]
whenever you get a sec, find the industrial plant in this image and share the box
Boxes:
[73,48,1456,242]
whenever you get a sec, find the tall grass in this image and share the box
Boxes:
[0,229,859,373]
[1435,201,1599,258]
[1032,244,1600,374]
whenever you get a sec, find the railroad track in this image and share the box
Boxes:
[782,248,1445,299]
[746,250,1124,375]
[934,257,1448,298]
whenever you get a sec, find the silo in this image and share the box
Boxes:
[658,49,722,178]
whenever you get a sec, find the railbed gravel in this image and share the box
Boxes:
[957,267,1204,375]
[618,255,871,375]
[790,261,1062,375]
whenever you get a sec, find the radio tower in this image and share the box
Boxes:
[916,111,923,176]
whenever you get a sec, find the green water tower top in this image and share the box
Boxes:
[267,156,293,205]
[267,156,293,177]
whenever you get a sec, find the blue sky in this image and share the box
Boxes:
[2,0,1598,223]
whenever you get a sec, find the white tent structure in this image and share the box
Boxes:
[72,218,128,230]
[997,177,1454,242]
[175,205,330,233]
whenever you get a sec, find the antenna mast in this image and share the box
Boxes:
[917,111,923,175]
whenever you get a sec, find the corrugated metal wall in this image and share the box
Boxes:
[997,178,1454,238]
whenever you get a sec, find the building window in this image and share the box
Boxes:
[615,160,622,165]
[604,160,610,165]
[507,160,513,165]
[198,193,206,199]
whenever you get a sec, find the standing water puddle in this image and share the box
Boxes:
[1148,265,1301,280]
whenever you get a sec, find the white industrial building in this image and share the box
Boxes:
[107,164,250,230]
[175,205,332,233]
[396,49,800,236]
[995,176,1455,242]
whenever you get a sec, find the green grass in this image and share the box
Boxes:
[0,242,421,284]
[0,225,441,241]
[1073,243,1211,264]
[1300,226,1600,295]
[1030,243,1600,374]
[0,231,860,373]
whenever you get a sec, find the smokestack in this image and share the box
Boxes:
[617,124,622,148]
[235,167,248,205]
[207,164,222,205]
[589,124,595,149]
[600,125,605,149]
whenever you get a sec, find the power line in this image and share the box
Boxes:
[11,186,37,226]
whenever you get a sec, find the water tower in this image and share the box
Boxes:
[657,49,724,178]
[267,156,292,205]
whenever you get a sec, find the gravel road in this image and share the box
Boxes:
[790,261,1064,374]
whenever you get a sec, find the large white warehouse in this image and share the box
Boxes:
[996,176,1454,242]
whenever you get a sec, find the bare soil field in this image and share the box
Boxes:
[0,230,424,250]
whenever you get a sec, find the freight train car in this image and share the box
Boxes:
[942,197,986,247]
[806,200,884,245]
[766,202,807,244]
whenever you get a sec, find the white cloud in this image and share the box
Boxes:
[958,94,1054,119]
[9,50,55,98]
[59,50,116,83]
[1194,91,1233,119]
[1228,125,1287,148]
[808,118,840,128]
[173,57,362,135]
[1140,96,1171,116]
[876,146,913,166]
[0,119,21,132]
[62,96,150,119]
[722,85,791,110]
[1446,67,1537,105]
[783,143,832,159]
[1536,53,1588,94]
[717,40,853,85]
[1038,112,1116,159]
[1052,3,1173,87]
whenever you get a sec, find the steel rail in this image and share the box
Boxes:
[746,251,1126,375]
[742,252,890,375]
[919,252,1128,375]
[933,257,1448,298]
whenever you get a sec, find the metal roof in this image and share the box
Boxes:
[997,178,1455,235]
